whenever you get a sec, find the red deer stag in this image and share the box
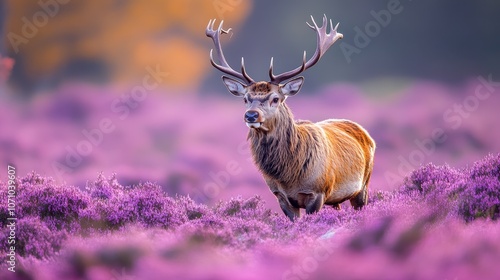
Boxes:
[206,15,375,221]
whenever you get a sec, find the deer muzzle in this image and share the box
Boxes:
[244,110,259,123]
[244,109,267,130]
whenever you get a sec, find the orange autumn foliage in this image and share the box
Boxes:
[5,0,252,90]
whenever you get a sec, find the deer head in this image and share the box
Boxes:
[206,15,343,132]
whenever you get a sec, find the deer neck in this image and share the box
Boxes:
[247,105,300,182]
[247,104,297,140]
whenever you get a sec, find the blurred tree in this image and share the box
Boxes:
[4,0,252,93]
[0,1,14,84]
[0,0,5,54]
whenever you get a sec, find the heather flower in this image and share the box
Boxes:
[401,163,462,199]
[103,181,187,228]
[86,173,118,200]
[457,153,500,221]
[228,217,272,248]
[214,196,271,220]
[176,215,232,246]
[458,175,500,221]
[16,172,89,232]
[174,195,209,220]
[0,217,67,259]
[468,153,500,180]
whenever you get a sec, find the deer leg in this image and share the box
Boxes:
[274,193,300,221]
[331,203,342,210]
[280,203,300,221]
[301,193,325,215]
[350,184,368,210]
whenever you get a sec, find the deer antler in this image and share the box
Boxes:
[206,19,255,85]
[269,15,343,85]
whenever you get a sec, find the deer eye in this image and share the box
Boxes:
[243,98,248,104]
[272,97,279,104]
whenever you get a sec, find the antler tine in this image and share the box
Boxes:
[269,57,275,81]
[206,19,211,32]
[306,15,317,30]
[206,19,254,84]
[269,15,343,85]
[322,14,328,30]
[241,57,253,83]
[205,19,214,35]
[269,51,307,82]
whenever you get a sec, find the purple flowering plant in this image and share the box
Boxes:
[1,154,499,279]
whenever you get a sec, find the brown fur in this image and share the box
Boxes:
[249,82,272,95]
[245,86,375,221]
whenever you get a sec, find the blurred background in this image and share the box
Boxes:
[1,0,499,210]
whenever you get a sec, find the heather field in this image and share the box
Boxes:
[0,154,499,279]
[1,78,500,279]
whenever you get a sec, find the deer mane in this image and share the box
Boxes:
[248,104,321,186]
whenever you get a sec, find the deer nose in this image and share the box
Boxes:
[245,110,259,123]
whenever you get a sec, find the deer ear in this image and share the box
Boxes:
[222,76,246,97]
[280,77,304,96]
